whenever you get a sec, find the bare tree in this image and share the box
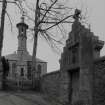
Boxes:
[18,0,76,89]
[0,0,26,90]
[0,0,84,90]
[0,0,26,57]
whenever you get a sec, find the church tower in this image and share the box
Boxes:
[16,16,28,55]
[5,15,47,83]
[16,16,29,78]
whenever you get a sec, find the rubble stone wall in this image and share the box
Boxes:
[41,71,61,101]
[41,70,76,104]
[94,57,105,105]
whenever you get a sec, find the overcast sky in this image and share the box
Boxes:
[1,0,105,72]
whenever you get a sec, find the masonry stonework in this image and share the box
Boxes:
[93,58,105,105]
[41,9,105,105]
[41,71,60,100]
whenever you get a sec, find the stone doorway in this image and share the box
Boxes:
[68,68,80,104]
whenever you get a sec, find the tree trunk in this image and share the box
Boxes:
[32,0,40,90]
[0,0,7,56]
[0,0,7,90]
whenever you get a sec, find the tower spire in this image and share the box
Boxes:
[16,16,28,53]
[21,11,25,23]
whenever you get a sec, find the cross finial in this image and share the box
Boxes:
[73,9,81,21]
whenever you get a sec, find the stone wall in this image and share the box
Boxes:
[41,70,73,104]
[41,57,105,105]
[94,57,105,105]
[78,29,94,105]
[41,12,105,105]
[41,71,61,101]
[59,70,71,104]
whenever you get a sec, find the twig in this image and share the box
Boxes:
[6,11,13,32]
[42,15,73,31]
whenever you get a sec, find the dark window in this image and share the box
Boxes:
[21,27,24,33]
[21,68,24,76]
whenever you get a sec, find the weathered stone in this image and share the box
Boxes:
[41,9,105,105]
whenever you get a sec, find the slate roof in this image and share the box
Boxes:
[5,52,46,63]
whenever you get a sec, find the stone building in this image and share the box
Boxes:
[59,17,104,105]
[5,17,47,81]
[41,9,105,105]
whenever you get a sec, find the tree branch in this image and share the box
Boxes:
[0,0,15,3]
[42,15,73,31]
[6,11,13,32]
[41,21,73,24]
[40,0,58,23]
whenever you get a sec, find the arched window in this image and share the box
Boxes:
[37,64,41,74]
[27,61,32,79]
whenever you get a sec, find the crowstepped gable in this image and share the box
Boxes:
[41,9,105,105]
[60,14,104,70]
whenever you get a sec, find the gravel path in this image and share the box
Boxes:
[0,91,53,105]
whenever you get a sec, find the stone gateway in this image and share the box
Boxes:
[41,10,105,105]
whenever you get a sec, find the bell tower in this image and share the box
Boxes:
[16,15,28,54]
[16,15,29,78]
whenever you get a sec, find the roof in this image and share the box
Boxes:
[5,52,46,63]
